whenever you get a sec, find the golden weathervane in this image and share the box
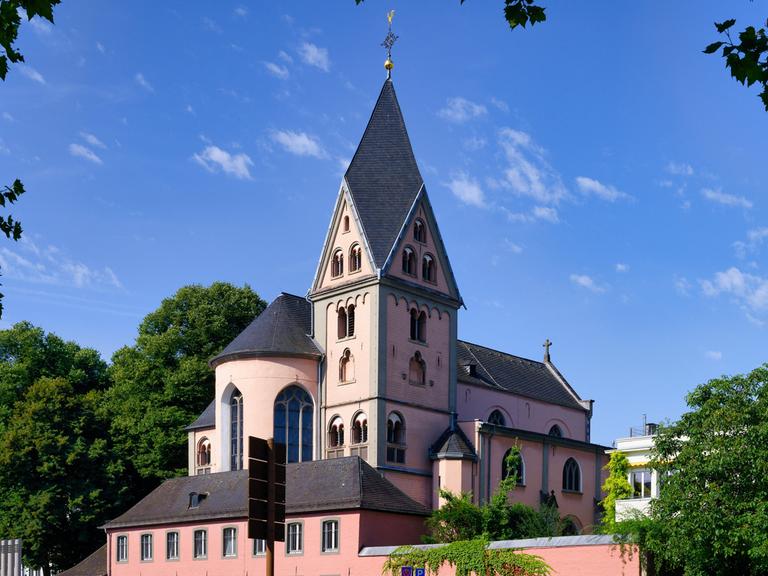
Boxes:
[382,10,398,77]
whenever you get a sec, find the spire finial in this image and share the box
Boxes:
[381,10,398,78]
[543,338,552,362]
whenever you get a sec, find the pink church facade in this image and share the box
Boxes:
[67,77,613,576]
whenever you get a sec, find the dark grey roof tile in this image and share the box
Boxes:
[429,427,477,460]
[57,545,107,576]
[185,400,215,431]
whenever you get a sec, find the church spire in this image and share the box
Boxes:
[381,10,398,78]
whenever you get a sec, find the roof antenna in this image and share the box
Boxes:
[543,338,552,363]
[382,10,398,78]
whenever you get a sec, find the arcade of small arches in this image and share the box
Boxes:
[331,244,363,279]
[401,246,437,283]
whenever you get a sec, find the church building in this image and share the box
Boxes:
[94,75,609,576]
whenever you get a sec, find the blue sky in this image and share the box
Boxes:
[0,1,766,445]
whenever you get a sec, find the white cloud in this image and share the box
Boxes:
[490,97,509,113]
[666,161,694,176]
[734,227,768,258]
[192,145,253,179]
[134,72,154,92]
[575,176,632,202]
[298,42,330,72]
[504,239,523,254]
[234,6,248,17]
[68,143,103,165]
[700,267,768,313]
[674,275,692,296]
[28,17,52,35]
[444,172,486,208]
[96,41,105,53]
[705,350,723,361]
[570,274,607,293]
[185,104,195,115]
[264,61,289,79]
[0,139,9,155]
[701,188,752,209]
[278,50,293,64]
[496,128,568,205]
[615,263,629,273]
[0,237,122,289]
[79,131,107,149]
[437,97,487,123]
[202,17,222,33]
[463,136,487,151]
[270,130,327,159]
[2,112,14,122]
[18,65,46,85]
[532,205,559,223]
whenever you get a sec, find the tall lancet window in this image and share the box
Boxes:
[230,389,243,471]
[274,386,314,463]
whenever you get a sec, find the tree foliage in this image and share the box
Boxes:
[618,365,768,575]
[0,0,60,80]
[104,282,266,483]
[599,450,633,534]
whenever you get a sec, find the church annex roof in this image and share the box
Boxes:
[56,544,107,576]
[210,293,321,367]
[429,426,478,461]
[103,456,427,530]
[185,399,215,431]
[344,78,424,268]
[457,340,588,412]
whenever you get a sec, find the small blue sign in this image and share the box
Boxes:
[401,567,413,576]
[415,568,425,576]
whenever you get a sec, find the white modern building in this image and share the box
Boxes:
[609,423,659,520]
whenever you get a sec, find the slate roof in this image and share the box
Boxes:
[344,78,424,268]
[457,340,587,412]
[103,456,427,529]
[429,426,477,461]
[210,293,321,367]
[57,545,106,576]
[185,399,215,431]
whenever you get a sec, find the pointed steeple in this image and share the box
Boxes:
[344,79,424,268]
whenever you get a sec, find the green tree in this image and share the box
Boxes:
[599,451,633,534]
[622,365,768,575]
[104,282,266,483]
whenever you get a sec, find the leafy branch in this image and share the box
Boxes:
[704,19,768,110]
[0,0,60,80]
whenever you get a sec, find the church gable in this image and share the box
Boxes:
[312,188,376,294]
[384,189,462,305]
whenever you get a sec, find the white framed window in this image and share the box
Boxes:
[116,535,128,563]
[253,538,266,556]
[166,531,179,560]
[222,527,237,558]
[140,533,153,562]
[629,468,653,499]
[193,529,208,559]
[286,522,303,555]
[321,519,339,553]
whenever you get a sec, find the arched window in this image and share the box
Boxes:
[274,386,314,463]
[409,309,427,342]
[402,247,416,275]
[349,244,362,272]
[422,254,436,283]
[409,351,426,386]
[328,416,345,447]
[502,448,525,485]
[337,307,347,339]
[230,389,243,471]
[196,438,212,474]
[414,218,426,243]
[563,458,581,492]
[549,425,563,438]
[343,215,350,232]
[386,412,406,463]
[332,249,344,277]
[347,304,355,337]
[352,412,368,444]
[339,349,354,383]
[488,409,506,427]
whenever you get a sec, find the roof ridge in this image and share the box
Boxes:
[458,338,545,367]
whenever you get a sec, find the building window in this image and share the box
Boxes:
[562,458,581,492]
[422,253,436,283]
[337,305,355,339]
[402,247,416,275]
[193,529,207,559]
[630,468,653,499]
[488,410,506,427]
[414,218,426,243]
[352,412,368,444]
[337,307,347,339]
[349,244,362,272]
[339,349,354,383]
[332,249,344,277]
[548,425,563,438]
[140,533,153,562]
[386,412,406,464]
[286,523,303,555]
[347,305,355,336]
[166,531,179,560]
[196,437,211,474]
[230,389,243,471]
[116,535,128,563]
[409,351,426,386]
[328,416,345,458]
[502,448,525,485]
[274,386,314,463]
[253,539,266,556]
[222,527,237,558]
[343,215,350,232]
[409,308,426,343]
[321,520,339,553]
